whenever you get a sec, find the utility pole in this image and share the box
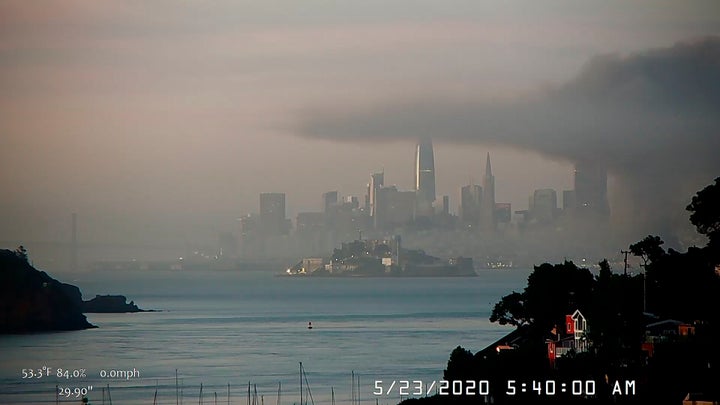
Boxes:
[71,213,78,271]
[621,250,630,276]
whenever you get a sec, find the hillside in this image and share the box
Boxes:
[0,248,94,333]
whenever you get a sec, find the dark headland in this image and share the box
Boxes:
[0,248,94,333]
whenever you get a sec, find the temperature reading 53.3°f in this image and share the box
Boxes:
[21,367,51,379]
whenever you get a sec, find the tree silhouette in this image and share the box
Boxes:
[14,245,28,263]
[490,261,593,333]
[687,176,720,262]
[489,292,528,327]
[629,235,665,268]
[687,177,720,240]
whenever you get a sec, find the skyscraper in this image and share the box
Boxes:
[481,153,496,231]
[375,186,416,230]
[260,192,288,236]
[460,184,482,226]
[574,160,609,219]
[322,191,338,215]
[415,138,436,216]
[530,188,558,224]
[367,172,384,220]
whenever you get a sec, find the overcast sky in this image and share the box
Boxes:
[1,1,718,247]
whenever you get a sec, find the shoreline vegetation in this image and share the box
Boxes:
[400,177,720,404]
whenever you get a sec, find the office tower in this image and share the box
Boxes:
[260,192,289,236]
[530,189,558,224]
[563,190,576,212]
[375,186,416,230]
[495,203,512,224]
[344,195,360,209]
[415,138,436,216]
[367,172,384,220]
[333,196,368,240]
[238,213,261,257]
[442,195,450,216]
[481,153,496,231]
[322,191,338,214]
[296,212,325,235]
[574,160,609,219]
[460,184,482,225]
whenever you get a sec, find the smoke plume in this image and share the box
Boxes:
[298,37,720,239]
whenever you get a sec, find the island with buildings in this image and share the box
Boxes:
[283,236,475,277]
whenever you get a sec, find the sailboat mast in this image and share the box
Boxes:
[277,381,281,405]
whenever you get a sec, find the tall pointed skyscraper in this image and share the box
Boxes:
[414,138,436,216]
[481,153,496,231]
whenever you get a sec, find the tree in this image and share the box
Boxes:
[687,177,720,259]
[14,245,28,263]
[444,346,475,381]
[629,235,665,268]
[490,262,593,332]
[489,292,528,327]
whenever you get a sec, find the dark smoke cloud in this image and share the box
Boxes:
[298,37,720,238]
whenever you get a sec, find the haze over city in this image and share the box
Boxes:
[1,1,719,269]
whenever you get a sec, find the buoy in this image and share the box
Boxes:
[308,322,313,329]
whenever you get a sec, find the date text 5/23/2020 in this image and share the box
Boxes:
[373,379,637,398]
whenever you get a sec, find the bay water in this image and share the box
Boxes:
[0,268,530,404]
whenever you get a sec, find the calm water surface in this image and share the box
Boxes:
[0,269,530,404]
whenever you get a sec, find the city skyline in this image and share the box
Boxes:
[1,1,718,264]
